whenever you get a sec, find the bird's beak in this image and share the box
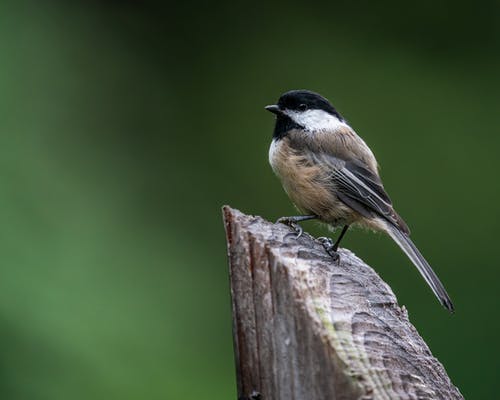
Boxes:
[265,104,282,115]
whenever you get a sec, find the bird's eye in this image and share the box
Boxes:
[298,104,307,111]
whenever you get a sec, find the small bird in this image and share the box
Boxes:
[266,89,454,312]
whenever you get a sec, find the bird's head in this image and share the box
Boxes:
[265,90,345,137]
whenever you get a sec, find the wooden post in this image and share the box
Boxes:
[222,206,463,400]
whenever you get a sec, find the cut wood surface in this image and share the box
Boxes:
[223,206,463,400]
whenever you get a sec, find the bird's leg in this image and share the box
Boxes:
[332,225,349,252]
[276,215,316,239]
[317,225,350,261]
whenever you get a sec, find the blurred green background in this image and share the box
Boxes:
[0,0,498,399]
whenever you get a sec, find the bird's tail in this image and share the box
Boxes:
[385,223,454,313]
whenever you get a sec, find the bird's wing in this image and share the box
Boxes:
[318,154,410,234]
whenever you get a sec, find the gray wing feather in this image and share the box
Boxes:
[334,165,393,216]
[317,154,410,234]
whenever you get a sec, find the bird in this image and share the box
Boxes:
[265,89,454,312]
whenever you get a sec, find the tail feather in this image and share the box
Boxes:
[385,223,454,313]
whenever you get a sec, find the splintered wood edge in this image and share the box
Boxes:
[223,205,463,400]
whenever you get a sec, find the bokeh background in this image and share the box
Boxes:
[0,1,498,399]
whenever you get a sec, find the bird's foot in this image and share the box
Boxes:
[276,216,304,239]
[317,237,340,262]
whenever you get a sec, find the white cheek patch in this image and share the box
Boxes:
[286,109,347,132]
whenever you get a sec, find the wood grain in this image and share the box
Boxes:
[223,206,463,400]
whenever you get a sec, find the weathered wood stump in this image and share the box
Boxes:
[223,206,463,400]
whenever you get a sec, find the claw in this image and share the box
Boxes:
[317,236,340,262]
[276,215,316,240]
[293,223,303,238]
[277,217,303,239]
[282,223,303,240]
[317,236,333,250]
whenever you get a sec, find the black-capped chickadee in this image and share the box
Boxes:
[266,89,454,312]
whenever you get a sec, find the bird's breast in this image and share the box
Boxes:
[269,137,352,223]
